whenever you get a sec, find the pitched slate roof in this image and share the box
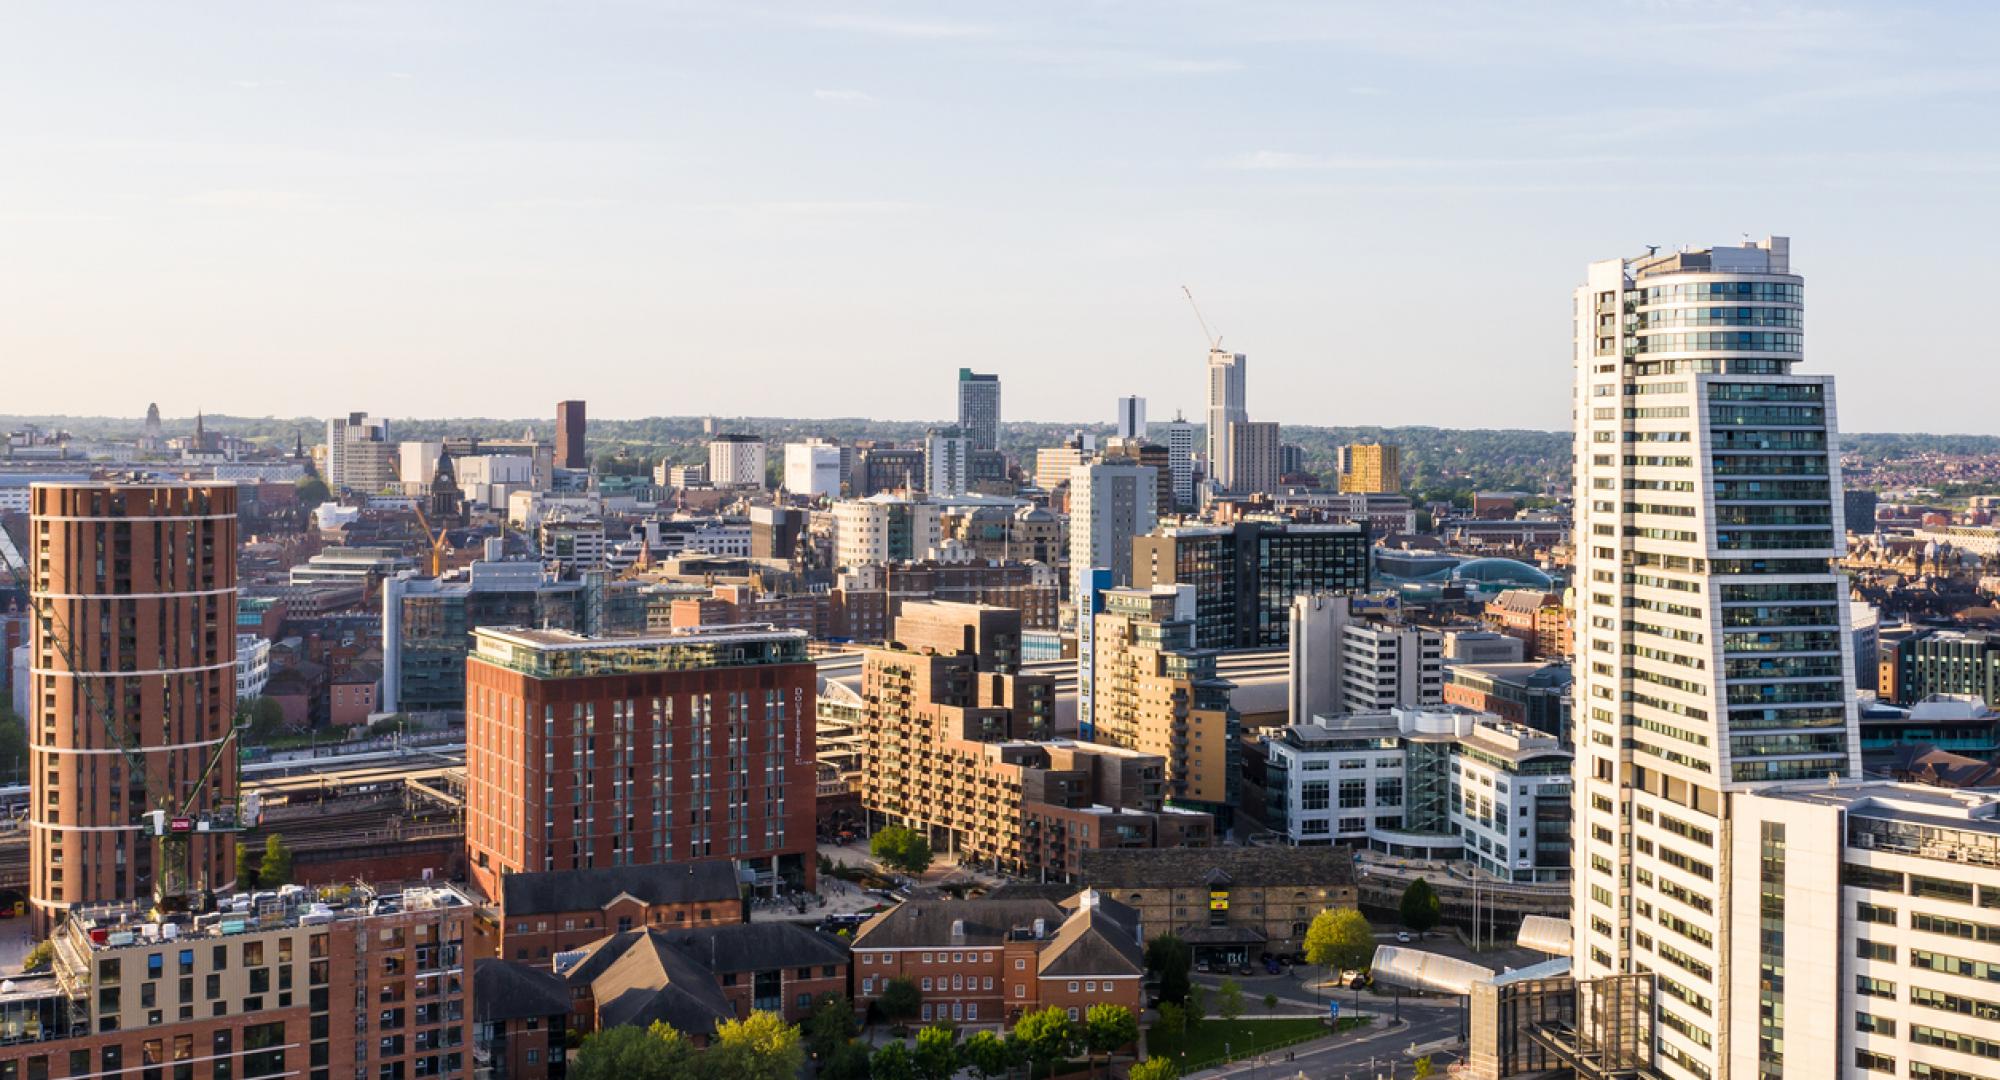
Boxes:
[562,924,851,1037]
[850,898,1066,951]
[1038,893,1145,978]
[473,959,571,1023]
[499,861,741,917]
[1078,846,1357,890]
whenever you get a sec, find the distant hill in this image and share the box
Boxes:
[5,413,1988,501]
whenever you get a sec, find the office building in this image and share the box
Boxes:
[1256,708,1571,883]
[4,882,474,1080]
[1442,661,1573,741]
[832,493,944,568]
[856,603,1210,880]
[1159,415,1197,510]
[325,412,395,494]
[782,439,843,500]
[851,891,1145,1029]
[399,440,444,490]
[957,369,1001,451]
[854,446,926,496]
[1569,236,1859,1080]
[924,427,971,497]
[1069,462,1158,737]
[380,561,596,714]
[1068,463,1157,591]
[940,504,1064,565]
[1099,438,1174,529]
[1226,420,1282,496]
[464,625,819,902]
[28,482,240,929]
[1033,437,1093,492]
[1725,781,2000,1079]
[1134,519,1370,650]
[705,433,768,489]
[1885,628,2000,707]
[556,399,587,470]
[1089,585,1239,814]
[1288,593,1442,722]
[1204,348,1247,490]
[536,515,606,575]
[1115,396,1146,440]
[1337,443,1403,494]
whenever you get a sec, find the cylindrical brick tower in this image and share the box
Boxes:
[28,481,238,930]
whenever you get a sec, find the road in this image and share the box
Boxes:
[1188,1003,1464,1079]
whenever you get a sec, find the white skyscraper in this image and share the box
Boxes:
[1116,395,1147,440]
[924,427,971,496]
[1570,236,1859,1080]
[707,433,768,488]
[783,439,843,499]
[1204,348,1246,490]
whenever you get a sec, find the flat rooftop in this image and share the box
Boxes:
[59,882,473,955]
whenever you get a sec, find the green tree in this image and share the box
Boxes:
[1216,978,1244,1021]
[1145,933,1193,1005]
[1014,1007,1074,1076]
[1153,1002,1186,1043]
[913,1023,959,1080]
[961,1030,1017,1079]
[260,834,294,887]
[236,842,262,890]
[570,1022,698,1080]
[1128,1059,1181,1080]
[1414,1056,1436,1078]
[1401,878,1442,937]
[819,1040,872,1080]
[703,1011,803,1080]
[803,993,855,1062]
[1262,992,1279,1012]
[869,1041,918,1080]
[1184,985,1206,1031]
[878,976,922,1031]
[295,476,330,512]
[1304,907,1375,974]
[1082,1003,1139,1078]
[870,826,934,875]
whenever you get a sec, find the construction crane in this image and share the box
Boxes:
[412,502,451,576]
[1181,284,1222,351]
[3,519,257,916]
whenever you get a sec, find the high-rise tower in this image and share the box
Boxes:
[1204,348,1246,490]
[28,482,240,929]
[556,399,587,470]
[957,369,1001,452]
[1570,236,1859,1079]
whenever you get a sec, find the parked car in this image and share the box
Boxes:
[1397,931,1412,943]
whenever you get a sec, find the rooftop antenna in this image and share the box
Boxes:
[1180,285,1222,351]
[1645,245,1659,256]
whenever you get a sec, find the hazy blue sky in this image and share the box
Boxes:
[6,2,1997,431]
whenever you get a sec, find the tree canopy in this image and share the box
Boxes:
[878,976,922,1028]
[703,1011,803,1080]
[1401,878,1443,935]
[870,826,934,875]
[1129,1059,1182,1080]
[1304,907,1376,972]
[913,1023,959,1080]
[1014,1006,1076,1071]
[1145,933,1193,1005]
[570,1022,698,1080]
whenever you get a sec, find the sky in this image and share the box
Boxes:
[5,2,1999,433]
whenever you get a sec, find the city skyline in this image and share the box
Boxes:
[7,3,2000,431]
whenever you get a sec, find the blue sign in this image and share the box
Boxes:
[1328,1000,1341,1022]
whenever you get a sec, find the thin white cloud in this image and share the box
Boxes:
[814,88,875,103]
[1015,46,1241,76]
[800,13,991,39]
[1219,150,1633,172]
